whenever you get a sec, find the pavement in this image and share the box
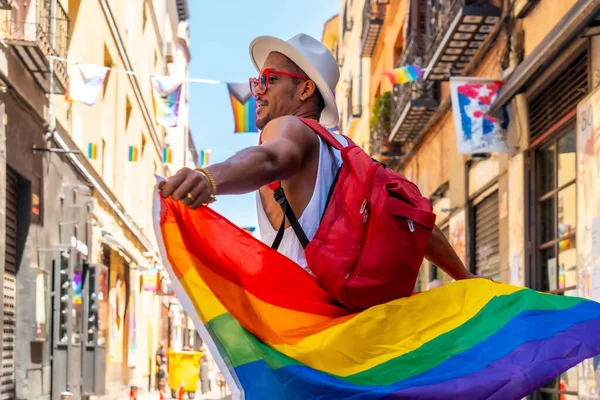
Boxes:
[136,386,231,400]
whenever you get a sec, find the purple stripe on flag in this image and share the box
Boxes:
[385,317,600,400]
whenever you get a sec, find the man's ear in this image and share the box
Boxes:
[299,80,317,102]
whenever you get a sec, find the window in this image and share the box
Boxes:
[103,45,113,99]
[534,127,577,295]
[142,3,148,32]
[101,138,107,178]
[532,126,578,399]
[428,226,451,284]
[125,97,132,131]
[141,134,147,158]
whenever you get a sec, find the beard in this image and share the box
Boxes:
[256,114,270,130]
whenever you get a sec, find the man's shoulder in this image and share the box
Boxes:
[261,116,316,143]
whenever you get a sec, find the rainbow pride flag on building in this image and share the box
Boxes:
[151,76,183,128]
[163,147,172,164]
[88,143,97,160]
[382,65,423,85]
[153,184,600,399]
[227,83,258,133]
[200,149,210,166]
[128,146,138,162]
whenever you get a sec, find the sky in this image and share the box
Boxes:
[187,1,339,231]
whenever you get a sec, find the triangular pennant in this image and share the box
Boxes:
[151,76,183,128]
[66,64,109,106]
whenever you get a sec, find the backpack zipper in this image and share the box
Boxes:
[343,163,380,302]
[396,216,432,232]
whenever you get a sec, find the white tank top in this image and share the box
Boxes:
[256,133,347,274]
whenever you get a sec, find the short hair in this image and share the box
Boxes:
[283,57,326,112]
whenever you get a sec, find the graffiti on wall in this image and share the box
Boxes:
[449,210,467,266]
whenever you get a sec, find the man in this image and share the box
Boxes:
[160,33,477,283]
[155,340,166,390]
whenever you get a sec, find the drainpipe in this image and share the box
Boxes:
[48,0,57,135]
[357,55,363,117]
[464,158,472,274]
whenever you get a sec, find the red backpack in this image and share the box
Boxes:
[268,117,436,311]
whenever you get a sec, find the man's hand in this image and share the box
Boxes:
[467,273,494,281]
[159,167,212,209]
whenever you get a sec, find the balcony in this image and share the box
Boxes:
[371,129,406,162]
[389,34,439,143]
[361,0,389,58]
[0,0,13,10]
[369,92,406,164]
[175,0,189,21]
[424,0,502,80]
[3,0,70,94]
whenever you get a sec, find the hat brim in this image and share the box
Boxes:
[249,36,339,128]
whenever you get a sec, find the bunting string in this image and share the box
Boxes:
[53,55,426,134]
[51,56,428,85]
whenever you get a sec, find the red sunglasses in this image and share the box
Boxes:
[249,68,309,96]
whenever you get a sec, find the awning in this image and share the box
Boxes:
[488,0,600,114]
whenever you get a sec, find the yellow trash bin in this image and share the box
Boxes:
[168,349,203,398]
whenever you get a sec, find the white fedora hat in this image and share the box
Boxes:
[249,33,340,128]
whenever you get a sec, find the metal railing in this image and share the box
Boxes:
[2,0,70,91]
[360,0,387,57]
[0,0,13,10]
[39,0,70,59]
[391,33,438,136]
[425,0,500,77]
[425,0,463,72]
[369,115,385,156]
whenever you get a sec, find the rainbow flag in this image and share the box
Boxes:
[227,83,258,133]
[153,188,600,399]
[128,146,138,162]
[383,65,423,85]
[200,149,210,166]
[88,143,97,160]
[163,147,172,164]
[66,64,109,106]
[151,76,183,128]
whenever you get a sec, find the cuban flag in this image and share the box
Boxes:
[450,77,509,154]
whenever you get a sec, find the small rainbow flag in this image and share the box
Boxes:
[88,143,97,160]
[151,76,183,128]
[227,83,258,133]
[242,227,256,235]
[200,149,210,167]
[128,146,138,162]
[383,65,423,85]
[153,188,600,399]
[163,147,172,164]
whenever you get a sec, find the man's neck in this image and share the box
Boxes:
[294,110,320,122]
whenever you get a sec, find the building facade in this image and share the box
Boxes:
[0,0,193,399]
[344,0,600,397]
[336,0,386,150]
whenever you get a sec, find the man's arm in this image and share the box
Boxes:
[424,225,474,280]
[160,116,317,207]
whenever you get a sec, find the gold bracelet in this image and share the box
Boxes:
[195,167,217,203]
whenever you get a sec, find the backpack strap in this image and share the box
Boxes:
[271,186,310,251]
[298,118,345,150]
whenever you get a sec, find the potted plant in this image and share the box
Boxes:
[370,91,392,155]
